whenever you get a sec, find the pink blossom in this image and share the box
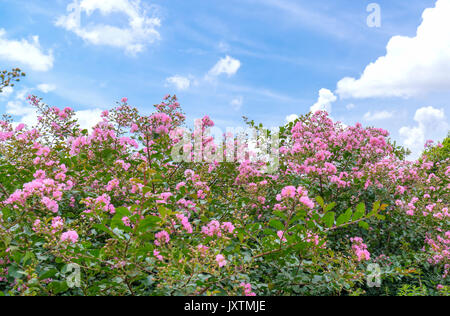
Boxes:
[240,282,256,296]
[122,217,131,227]
[216,254,227,267]
[61,230,79,244]
[153,249,163,261]
[277,231,287,242]
[281,186,296,199]
[154,231,170,246]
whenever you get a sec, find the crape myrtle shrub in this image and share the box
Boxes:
[0,90,449,296]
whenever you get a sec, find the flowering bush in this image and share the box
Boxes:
[0,83,448,295]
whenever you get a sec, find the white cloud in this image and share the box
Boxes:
[217,41,230,52]
[399,106,448,159]
[0,86,14,98]
[55,0,161,54]
[363,110,394,121]
[208,55,241,78]
[37,83,56,93]
[230,96,243,111]
[337,0,450,99]
[15,88,31,101]
[0,29,54,71]
[170,56,241,90]
[75,109,103,130]
[285,114,298,123]
[3,88,36,127]
[6,100,38,127]
[310,88,337,113]
[165,75,191,91]
[346,103,355,110]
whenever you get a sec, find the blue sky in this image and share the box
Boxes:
[0,0,449,158]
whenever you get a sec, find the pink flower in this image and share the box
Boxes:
[51,216,64,232]
[106,179,119,191]
[197,190,206,199]
[32,219,41,232]
[299,196,315,209]
[42,197,59,213]
[15,123,25,131]
[129,124,139,134]
[221,222,235,234]
[350,237,371,262]
[281,186,296,199]
[122,216,131,227]
[157,192,173,204]
[197,244,209,255]
[277,231,287,242]
[324,162,337,175]
[61,230,79,244]
[154,231,170,246]
[121,97,128,103]
[176,213,193,233]
[175,182,186,190]
[153,249,163,261]
[201,220,235,237]
[216,254,227,268]
[240,282,256,296]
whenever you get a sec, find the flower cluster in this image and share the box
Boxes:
[350,237,371,262]
[0,92,448,297]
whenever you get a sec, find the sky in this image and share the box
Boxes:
[0,0,449,158]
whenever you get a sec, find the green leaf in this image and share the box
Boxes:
[49,281,69,294]
[114,207,131,218]
[22,251,35,266]
[39,268,58,280]
[324,202,336,212]
[111,207,133,232]
[269,219,284,231]
[353,203,365,221]
[372,201,381,213]
[137,215,161,232]
[92,224,116,238]
[322,212,335,228]
[336,208,352,226]
[316,196,324,208]
[273,210,287,220]
[158,206,172,219]
[263,228,276,236]
[359,221,369,230]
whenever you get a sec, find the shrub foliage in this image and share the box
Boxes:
[0,78,448,296]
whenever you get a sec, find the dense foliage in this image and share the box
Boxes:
[0,83,448,296]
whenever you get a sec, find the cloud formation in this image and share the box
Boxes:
[165,75,191,91]
[399,106,448,158]
[75,109,104,130]
[310,88,337,113]
[0,29,54,71]
[285,114,298,123]
[55,0,161,54]
[230,96,243,111]
[337,0,450,99]
[37,83,56,93]
[6,100,37,127]
[208,55,241,78]
[363,110,394,121]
